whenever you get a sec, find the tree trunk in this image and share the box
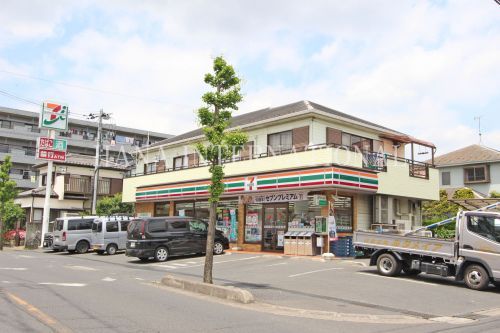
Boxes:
[0,217,3,251]
[203,200,218,284]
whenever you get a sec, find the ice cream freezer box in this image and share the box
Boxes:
[284,231,317,256]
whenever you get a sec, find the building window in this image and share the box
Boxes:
[24,147,36,156]
[268,131,292,155]
[173,156,187,170]
[441,171,451,186]
[342,132,372,152]
[154,202,170,217]
[0,120,13,129]
[145,162,156,174]
[464,165,488,183]
[175,202,194,217]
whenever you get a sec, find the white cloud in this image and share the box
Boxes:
[0,0,498,155]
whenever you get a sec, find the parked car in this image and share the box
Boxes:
[91,216,131,255]
[126,217,229,262]
[52,216,97,253]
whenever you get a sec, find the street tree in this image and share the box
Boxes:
[96,193,134,216]
[0,156,19,250]
[2,200,24,231]
[196,56,247,284]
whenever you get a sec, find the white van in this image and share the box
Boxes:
[52,216,97,253]
[91,216,131,255]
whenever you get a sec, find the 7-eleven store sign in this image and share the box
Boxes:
[135,166,378,201]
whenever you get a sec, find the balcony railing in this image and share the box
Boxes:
[64,177,111,195]
[127,142,432,179]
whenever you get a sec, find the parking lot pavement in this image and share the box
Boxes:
[7,248,500,321]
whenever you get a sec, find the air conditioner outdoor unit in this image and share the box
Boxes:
[395,219,412,231]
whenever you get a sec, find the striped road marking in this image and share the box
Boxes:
[5,291,73,333]
[288,268,344,278]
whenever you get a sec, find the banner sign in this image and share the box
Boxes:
[37,137,67,151]
[40,102,69,130]
[37,149,66,162]
[249,191,307,204]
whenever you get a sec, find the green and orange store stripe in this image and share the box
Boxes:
[135,166,378,201]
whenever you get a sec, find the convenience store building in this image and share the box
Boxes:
[122,101,439,254]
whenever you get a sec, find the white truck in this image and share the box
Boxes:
[353,203,500,290]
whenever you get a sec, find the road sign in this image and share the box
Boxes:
[37,137,67,151]
[39,102,69,130]
[37,149,66,162]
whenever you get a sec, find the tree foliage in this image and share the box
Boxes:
[422,188,475,239]
[196,56,247,284]
[0,156,18,249]
[2,200,24,231]
[96,193,134,216]
[452,188,474,199]
[490,191,500,198]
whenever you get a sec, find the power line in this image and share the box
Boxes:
[0,69,168,104]
[0,88,102,119]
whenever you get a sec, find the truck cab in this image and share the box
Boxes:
[353,205,500,291]
[457,211,500,289]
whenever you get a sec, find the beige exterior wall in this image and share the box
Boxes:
[15,196,85,210]
[377,159,439,200]
[123,147,363,202]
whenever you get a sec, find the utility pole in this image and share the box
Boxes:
[88,109,110,214]
[41,129,55,244]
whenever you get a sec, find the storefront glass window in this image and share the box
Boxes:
[195,200,239,242]
[334,197,353,232]
[175,202,194,217]
[154,202,170,217]
[245,204,262,243]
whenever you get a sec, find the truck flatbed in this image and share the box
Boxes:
[353,231,455,261]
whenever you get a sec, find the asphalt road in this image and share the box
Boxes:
[1,248,500,333]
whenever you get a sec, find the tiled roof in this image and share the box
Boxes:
[149,100,405,148]
[434,144,500,167]
[17,186,58,198]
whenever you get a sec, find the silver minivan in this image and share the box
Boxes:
[52,216,97,254]
[91,216,131,255]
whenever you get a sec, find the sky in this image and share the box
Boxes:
[0,0,499,156]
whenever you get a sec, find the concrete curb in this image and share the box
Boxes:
[161,275,255,304]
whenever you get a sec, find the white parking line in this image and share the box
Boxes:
[0,267,27,271]
[102,277,116,282]
[171,263,188,267]
[288,268,344,278]
[151,264,178,269]
[65,265,98,271]
[343,260,368,267]
[356,272,438,286]
[39,282,87,287]
[266,262,287,267]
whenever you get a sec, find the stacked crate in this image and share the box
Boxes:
[330,236,354,257]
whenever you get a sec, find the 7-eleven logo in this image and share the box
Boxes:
[245,176,258,191]
[40,101,69,130]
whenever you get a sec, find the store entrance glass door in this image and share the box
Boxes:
[262,204,288,251]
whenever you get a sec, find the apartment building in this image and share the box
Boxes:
[122,101,439,254]
[0,106,172,190]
